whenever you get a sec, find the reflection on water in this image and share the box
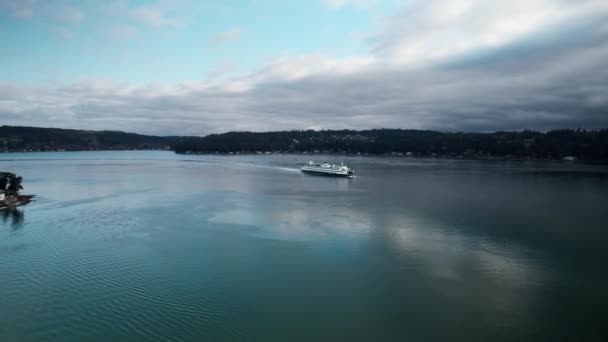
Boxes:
[208,192,372,240]
[0,151,607,341]
[0,207,24,230]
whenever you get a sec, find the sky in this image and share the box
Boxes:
[1,0,607,136]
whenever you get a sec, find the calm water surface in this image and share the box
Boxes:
[1,151,607,341]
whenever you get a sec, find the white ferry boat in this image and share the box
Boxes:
[301,161,355,178]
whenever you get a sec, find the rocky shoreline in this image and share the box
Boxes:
[0,195,35,210]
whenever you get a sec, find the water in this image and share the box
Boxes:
[1,151,607,341]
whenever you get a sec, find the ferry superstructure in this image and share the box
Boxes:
[301,161,355,178]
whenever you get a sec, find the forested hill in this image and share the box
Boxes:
[2,126,607,160]
[0,126,186,151]
[174,129,608,160]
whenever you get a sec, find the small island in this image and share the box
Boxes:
[0,172,34,210]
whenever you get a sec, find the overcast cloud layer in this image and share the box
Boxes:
[1,0,607,135]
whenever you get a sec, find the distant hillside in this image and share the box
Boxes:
[0,126,186,152]
[3,126,607,160]
[174,129,608,160]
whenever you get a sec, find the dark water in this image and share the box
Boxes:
[1,151,607,341]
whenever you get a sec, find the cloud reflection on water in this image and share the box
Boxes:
[385,213,543,286]
[207,192,371,240]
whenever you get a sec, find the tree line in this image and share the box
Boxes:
[2,125,606,160]
[0,125,189,152]
[174,129,608,160]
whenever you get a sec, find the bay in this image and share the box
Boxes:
[1,151,607,341]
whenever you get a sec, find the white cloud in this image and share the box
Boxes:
[103,0,193,28]
[205,60,236,84]
[370,0,608,66]
[215,53,375,93]
[1,1,87,23]
[133,3,183,28]
[55,6,84,24]
[105,25,138,40]
[1,0,34,19]
[252,53,374,81]
[325,0,381,9]
[208,28,244,47]
[50,27,74,40]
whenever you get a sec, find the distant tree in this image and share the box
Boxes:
[0,173,8,192]
[0,172,23,195]
[7,174,23,195]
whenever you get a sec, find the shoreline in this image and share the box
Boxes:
[0,195,35,210]
[0,148,170,153]
[0,149,605,164]
[175,151,608,164]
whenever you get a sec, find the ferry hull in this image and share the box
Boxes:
[301,169,354,178]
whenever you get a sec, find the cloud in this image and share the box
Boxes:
[325,0,381,9]
[133,3,183,27]
[231,53,374,88]
[208,28,244,48]
[369,0,608,66]
[1,0,34,20]
[50,27,74,40]
[2,30,606,136]
[105,25,138,40]
[1,1,86,23]
[1,0,607,135]
[55,6,84,24]
[102,0,193,28]
[205,61,236,84]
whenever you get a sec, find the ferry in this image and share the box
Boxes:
[301,161,355,178]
